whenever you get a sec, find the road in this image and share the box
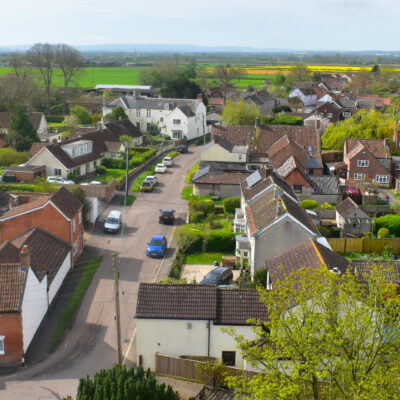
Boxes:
[0,146,201,400]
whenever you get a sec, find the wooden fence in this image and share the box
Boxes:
[155,354,259,383]
[328,238,400,254]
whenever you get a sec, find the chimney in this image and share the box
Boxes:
[20,245,31,268]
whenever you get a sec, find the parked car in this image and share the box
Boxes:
[146,234,167,257]
[163,157,174,167]
[200,267,233,285]
[159,208,175,224]
[140,179,155,192]
[176,145,188,153]
[155,163,167,174]
[103,210,122,233]
[345,185,360,195]
[144,175,158,186]
[47,176,75,185]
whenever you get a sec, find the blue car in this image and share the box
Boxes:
[146,234,167,258]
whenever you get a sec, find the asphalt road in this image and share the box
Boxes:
[0,146,201,400]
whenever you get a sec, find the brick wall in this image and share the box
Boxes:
[0,313,23,366]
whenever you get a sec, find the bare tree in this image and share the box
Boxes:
[27,43,55,110]
[55,44,83,113]
[215,64,241,104]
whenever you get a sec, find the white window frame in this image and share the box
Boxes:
[343,111,351,117]
[79,212,82,225]
[146,109,151,118]
[0,336,5,355]
[357,160,369,167]
[160,117,163,122]
[172,130,183,139]
[54,169,61,176]
[376,175,389,183]
[73,219,76,233]
[354,173,365,180]
[136,109,140,117]
[327,113,333,118]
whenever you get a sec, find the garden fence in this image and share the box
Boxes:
[328,238,400,254]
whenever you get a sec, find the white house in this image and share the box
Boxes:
[103,96,206,141]
[289,87,317,107]
[135,284,267,371]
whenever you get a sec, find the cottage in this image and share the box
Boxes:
[335,197,372,236]
[289,87,317,107]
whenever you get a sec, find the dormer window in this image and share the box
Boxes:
[62,140,93,159]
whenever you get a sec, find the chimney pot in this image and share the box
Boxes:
[20,245,31,268]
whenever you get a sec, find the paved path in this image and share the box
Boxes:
[0,146,201,400]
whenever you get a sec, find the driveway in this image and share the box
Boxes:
[0,146,202,400]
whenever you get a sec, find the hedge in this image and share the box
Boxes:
[46,115,65,123]
[377,227,390,238]
[189,200,215,222]
[299,199,318,209]
[101,157,125,169]
[223,197,240,215]
[374,214,400,237]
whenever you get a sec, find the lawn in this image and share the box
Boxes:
[182,185,223,204]
[131,163,157,192]
[91,168,127,183]
[48,257,101,352]
[183,252,233,265]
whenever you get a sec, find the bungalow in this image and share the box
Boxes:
[335,197,372,236]
[135,284,267,371]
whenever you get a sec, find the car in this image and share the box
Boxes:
[144,175,158,186]
[159,208,175,224]
[163,157,174,167]
[47,176,75,185]
[146,234,167,257]
[345,185,360,195]
[103,210,122,233]
[140,179,155,192]
[155,163,167,174]
[176,144,188,153]
[200,267,233,285]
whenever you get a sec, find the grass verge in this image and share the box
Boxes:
[48,256,102,352]
[185,161,200,183]
[183,252,233,265]
[131,163,157,192]
[122,194,136,205]
[167,151,180,158]
[182,185,223,204]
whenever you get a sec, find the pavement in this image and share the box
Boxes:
[0,146,202,400]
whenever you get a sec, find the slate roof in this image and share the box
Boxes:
[136,284,267,325]
[306,157,322,169]
[0,264,27,312]
[351,261,400,283]
[266,238,349,283]
[298,87,317,96]
[276,156,306,179]
[345,138,390,160]
[104,119,143,138]
[51,186,82,219]
[192,170,250,185]
[335,197,359,218]
[0,112,44,130]
[308,176,339,195]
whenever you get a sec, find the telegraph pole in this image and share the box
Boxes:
[113,253,122,365]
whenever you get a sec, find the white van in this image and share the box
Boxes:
[103,210,122,233]
[163,157,174,167]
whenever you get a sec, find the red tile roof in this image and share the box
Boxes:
[345,138,391,159]
[0,196,51,220]
[0,264,27,312]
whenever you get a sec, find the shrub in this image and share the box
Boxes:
[374,214,400,237]
[96,165,107,175]
[101,157,125,169]
[71,105,91,124]
[330,227,342,238]
[253,268,267,288]
[206,231,236,252]
[299,199,318,209]
[122,194,136,205]
[317,225,330,237]
[189,200,215,222]
[190,210,206,223]
[186,161,200,183]
[377,227,390,238]
[223,197,240,215]
[320,202,334,210]
[46,115,64,123]
[0,148,29,166]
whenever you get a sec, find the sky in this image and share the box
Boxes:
[1,0,400,51]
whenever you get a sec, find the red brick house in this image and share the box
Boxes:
[343,138,392,187]
[0,187,83,263]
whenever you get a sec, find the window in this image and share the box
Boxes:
[54,169,61,176]
[136,122,141,130]
[294,185,303,193]
[76,167,81,176]
[243,251,249,258]
[72,148,77,157]
[222,351,236,366]
[396,163,400,171]
[343,111,351,117]
[308,168,314,175]
[73,240,78,256]
[160,117,163,122]
[376,175,389,183]
[136,109,140,117]
[146,109,151,117]
[357,160,369,167]
[173,119,181,125]
[94,160,97,168]
[172,130,183,139]
[79,212,82,225]
[0,336,4,355]
[248,165,260,171]
[327,113,333,118]
[146,123,151,131]
[72,219,76,233]
[354,173,365,180]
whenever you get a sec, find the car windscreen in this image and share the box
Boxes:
[162,211,173,216]
[205,271,220,280]
[106,217,119,224]
[142,181,151,185]
[157,164,164,167]
[347,186,357,190]
[150,239,163,246]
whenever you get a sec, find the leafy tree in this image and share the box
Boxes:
[215,64,241,104]
[71,105,91,125]
[287,96,304,111]
[111,106,128,121]
[312,71,322,83]
[272,72,286,86]
[160,77,201,99]
[390,199,400,215]
[63,115,80,130]
[222,100,258,125]
[225,266,400,400]
[70,186,92,225]
[322,110,396,150]
[371,64,381,76]
[374,214,400,236]
[7,107,40,151]
[287,64,311,83]
[0,148,28,166]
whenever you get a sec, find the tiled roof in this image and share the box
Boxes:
[0,264,27,312]
[335,197,359,217]
[0,112,43,130]
[136,284,267,325]
[51,186,82,219]
[345,138,391,160]
[10,228,70,284]
[104,119,143,138]
[266,238,349,283]
[0,196,51,220]
[269,136,309,169]
[105,141,123,153]
[276,156,306,179]
[193,171,250,185]
[352,261,400,283]
[29,142,47,158]
[309,176,339,195]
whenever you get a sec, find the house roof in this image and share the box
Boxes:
[0,112,44,130]
[335,197,362,218]
[51,186,82,219]
[266,238,349,283]
[245,190,319,237]
[241,167,298,203]
[275,155,306,179]
[10,227,71,284]
[136,284,267,325]
[0,190,12,209]
[104,119,143,138]
[0,195,51,219]
[29,142,47,158]
[345,138,391,159]
[298,87,317,96]
[308,176,339,195]
[269,136,309,169]
[192,170,250,185]
[0,264,27,312]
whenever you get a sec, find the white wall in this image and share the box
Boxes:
[26,148,69,178]
[21,268,48,353]
[201,143,247,163]
[136,318,255,371]
[48,252,71,304]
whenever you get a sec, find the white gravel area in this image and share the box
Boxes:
[180,264,240,283]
